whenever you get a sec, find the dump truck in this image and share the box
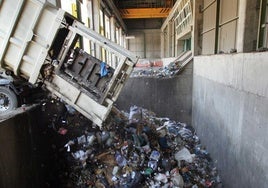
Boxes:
[0,0,138,127]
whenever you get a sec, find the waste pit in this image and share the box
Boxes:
[36,98,222,188]
[0,99,222,188]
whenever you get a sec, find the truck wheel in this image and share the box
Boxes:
[0,86,18,113]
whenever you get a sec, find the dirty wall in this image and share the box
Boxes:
[116,62,193,125]
[0,107,61,188]
[192,52,268,188]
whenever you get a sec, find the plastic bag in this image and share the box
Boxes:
[129,105,142,123]
[175,147,195,163]
[154,173,168,183]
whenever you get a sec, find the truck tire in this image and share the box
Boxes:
[0,86,18,114]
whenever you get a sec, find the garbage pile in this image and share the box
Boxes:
[44,100,221,188]
[131,61,182,78]
[130,68,159,77]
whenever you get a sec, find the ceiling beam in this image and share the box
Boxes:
[120,8,171,19]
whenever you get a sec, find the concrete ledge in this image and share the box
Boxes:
[0,104,38,123]
[194,52,268,98]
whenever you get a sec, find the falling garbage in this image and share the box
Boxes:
[42,99,222,188]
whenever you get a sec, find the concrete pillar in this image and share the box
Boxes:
[167,21,175,57]
[167,22,171,57]
[86,0,95,55]
[160,29,165,58]
[171,22,175,57]
[110,16,117,67]
[175,38,178,57]
[110,16,115,42]
[122,34,127,49]
[192,0,203,55]
[92,0,101,58]
[119,28,123,46]
[143,32,146,58]
[236,0,247,52]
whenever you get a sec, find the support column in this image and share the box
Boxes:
[87,0,95,55]
[167,22,174,57]
[171,22,175,57]
[167,22,171,57]
[110,16,116,42]
[236,0,247,52]
[143,32,146,58]
[175,38,178,57]
[160,29,165,58]
[119,28,123,46]
[92,0,101,58]
[110,16,117,67]
[122,34,127,49]
[192,0,203,55]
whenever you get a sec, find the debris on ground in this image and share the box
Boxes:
[131,61,182,78]
[131,54,192,78]
[42,99,222,188]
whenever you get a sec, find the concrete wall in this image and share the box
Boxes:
[116,62,193,125]
[128,29,161,58]
[192,52,268,188]
[0,107,59,188]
